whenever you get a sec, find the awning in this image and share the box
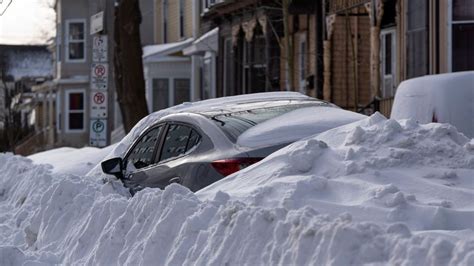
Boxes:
[143,38,194,63]
[183,28,219,56]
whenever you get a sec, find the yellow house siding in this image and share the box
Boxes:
[155,0,164,43]
[184,0,193,38]
[168,0,179,42]
[155,0,193,44]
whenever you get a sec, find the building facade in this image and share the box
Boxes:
[0,44,53,154]
[53,0,118,148]
[142,0,202,114]
[323,0,474,116]
[200,0,284,97]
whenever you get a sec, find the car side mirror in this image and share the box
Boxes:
[101,157,123,177]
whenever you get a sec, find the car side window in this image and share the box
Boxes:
[160,124,201,162]
[126,126,163,169]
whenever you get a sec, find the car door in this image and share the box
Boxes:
[137,122,202,189]
[121,125,164,191]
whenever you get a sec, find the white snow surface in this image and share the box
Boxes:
[28,146,115,176]
[237,106,366,148]
[391,71,474,138]
[1,113,474,265]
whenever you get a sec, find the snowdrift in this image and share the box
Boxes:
[1,114,474,265]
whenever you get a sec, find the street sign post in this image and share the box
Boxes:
[90,118,107,147]
[90,30,109,147]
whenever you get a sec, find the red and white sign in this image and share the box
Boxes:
[90,90,108,118]
[91,63,108,90]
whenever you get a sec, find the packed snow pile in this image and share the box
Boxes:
[1,114,474,265]
[28,146,114,175]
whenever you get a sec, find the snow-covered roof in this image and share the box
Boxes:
[142,38,194,61]
[183,27,219,55]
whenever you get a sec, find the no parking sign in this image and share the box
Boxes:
[91,63,108,90]
[90,90,108,118]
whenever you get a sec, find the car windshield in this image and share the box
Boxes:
[207,101,333,142]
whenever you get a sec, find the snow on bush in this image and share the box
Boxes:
[1,114,474,265]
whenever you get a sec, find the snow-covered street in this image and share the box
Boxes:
[1,114,473,265]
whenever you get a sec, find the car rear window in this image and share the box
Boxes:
[209,101,332,142]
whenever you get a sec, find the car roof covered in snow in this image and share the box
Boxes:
[390,71,474,138]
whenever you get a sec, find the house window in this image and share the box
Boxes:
[299,34,307,93]
[152,79,169,111]
[66,90,85,131]
[179,0,185,38]
[451,0,474,71]
[57,23,62,62]
[66,19,86,62]
[223,38,234,96]
[405,0,428,78]
[381,29,397,98]
[240,31,268,94]
[174,78,190,105]
[152,78,190,110]
[202,57,212,99]
[162,0,168,43]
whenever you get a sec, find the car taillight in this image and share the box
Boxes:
[211,158,263,176]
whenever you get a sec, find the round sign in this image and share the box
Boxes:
[94,65,106,77]
[93,92,105,104]
[94,37,104,48]
[92,120,105,133]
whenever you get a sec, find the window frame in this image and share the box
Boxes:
[380,28,397,98]
[65,19,87,63]
[162,0,168,43]
[447,0,474,72]
[157,122,202,164]
[65,89,86,133]
[151,77,191,110]
[179,0,185,38]
[123,123,166,171]
[299,33,307,93]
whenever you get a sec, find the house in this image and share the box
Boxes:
[0,44,53,153]
[284,0,324,98]
[142,0,203,113]
[199,0,284,97]
[322,0,474,117]
[51,0,119,148]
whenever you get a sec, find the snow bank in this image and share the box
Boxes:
[28,145,115,175]
[391,71,474,138]
[1,113,474,265]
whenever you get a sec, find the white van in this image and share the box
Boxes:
[391,71,474,138]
